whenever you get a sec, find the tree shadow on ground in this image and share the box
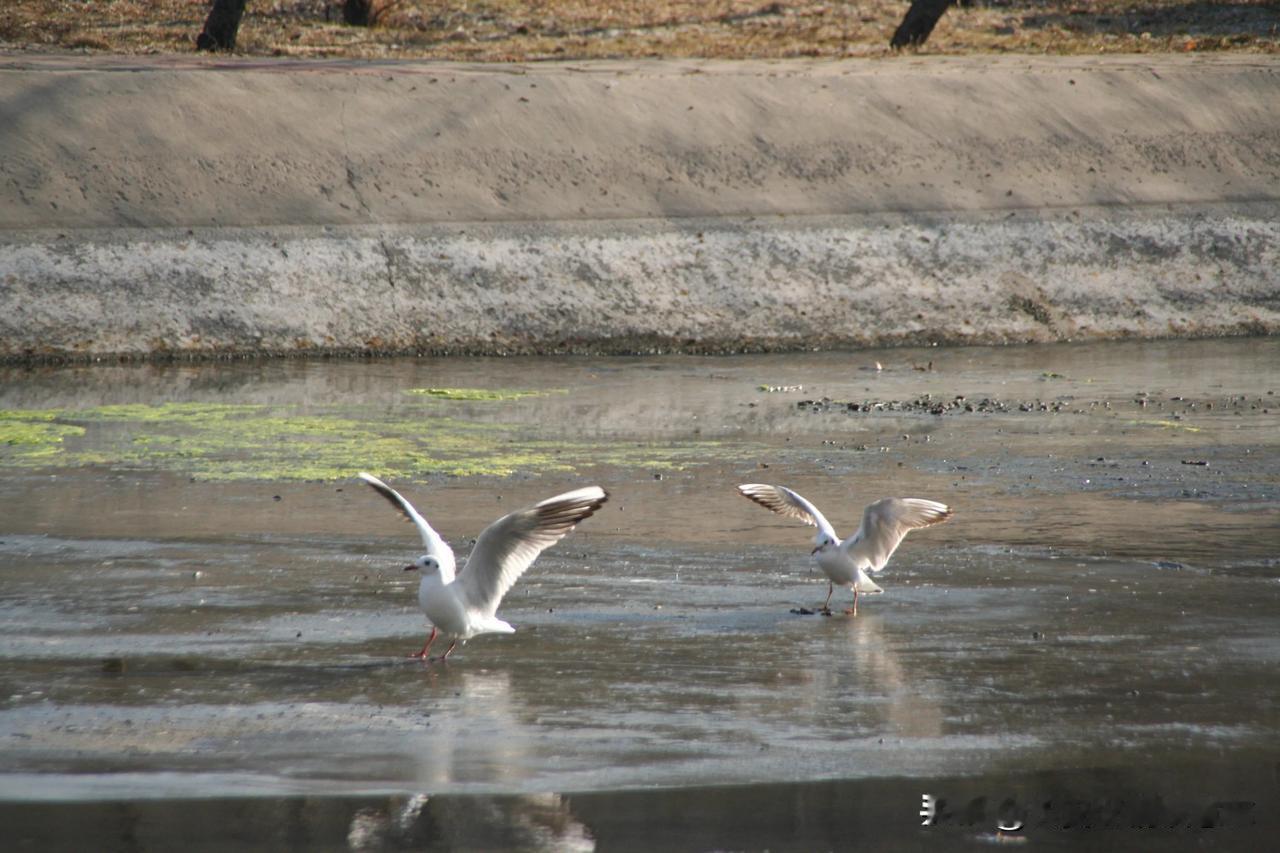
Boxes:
[1015,1,1280,39]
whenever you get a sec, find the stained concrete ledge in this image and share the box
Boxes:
[1,54,1278,360]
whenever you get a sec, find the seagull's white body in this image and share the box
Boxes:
[360,473,608,659]
[416,570,514,643]
[738,483,952,615]
[813,540,885,598]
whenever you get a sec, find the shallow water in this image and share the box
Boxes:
[1,339,1278,849]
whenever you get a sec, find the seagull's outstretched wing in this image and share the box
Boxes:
[459,486,608,617]
[737,484,838,540]
[845,498,951,572]
[358,472,455,564]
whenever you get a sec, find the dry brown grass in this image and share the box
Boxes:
[1,1,1277,59]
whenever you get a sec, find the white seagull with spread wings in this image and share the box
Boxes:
[738,484,952,616]
[360,473,608,661]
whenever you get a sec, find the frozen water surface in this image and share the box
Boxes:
[1,339,1277,849]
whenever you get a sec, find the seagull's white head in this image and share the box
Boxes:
[405,555,441,575]
[811,532,837,556]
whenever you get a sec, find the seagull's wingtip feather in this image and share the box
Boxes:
[900,498,953,527]
[553,485,608,503]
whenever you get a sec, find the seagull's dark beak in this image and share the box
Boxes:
[811,545,821,555]
[403,564,418,572]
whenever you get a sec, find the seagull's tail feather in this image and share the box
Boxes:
[477,617,516,635]
[855,570,884,594]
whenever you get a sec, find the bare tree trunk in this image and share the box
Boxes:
[196,0,248,51]
[344,1,375,26]
[890,0,953,49]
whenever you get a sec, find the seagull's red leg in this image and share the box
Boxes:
[844,588,859,617]
[409,626,437,659]
[820,583,834,615]
[437,640,458,662]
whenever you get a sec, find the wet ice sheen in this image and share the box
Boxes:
[0,339,1277,848]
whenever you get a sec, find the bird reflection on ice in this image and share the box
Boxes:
[347,791,595,852]
[405,669,531,788]
[739,614,943,741]
[346,669,595,851]
[840,614,944,740]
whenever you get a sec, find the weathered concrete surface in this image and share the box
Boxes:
[1,54,1278,360]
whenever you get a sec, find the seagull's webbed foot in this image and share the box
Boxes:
[819,606,834,617]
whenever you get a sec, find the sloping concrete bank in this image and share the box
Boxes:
[1,54,1278,360]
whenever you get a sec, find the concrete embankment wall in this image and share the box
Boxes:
[1,54,1278,360]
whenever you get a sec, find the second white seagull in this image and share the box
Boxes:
[738,483,952,616]
[360,473,609,661]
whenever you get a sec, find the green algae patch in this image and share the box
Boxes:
[0,401,746,482]
[0,402,589,481]
[77,403,266,422]
[78,406,554,481]
[1130,419,1203,433]
[0,410,85,462]
[171,414,574,481]
[405,387,563,401]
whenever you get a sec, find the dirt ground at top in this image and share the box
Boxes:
[2,0,1278,60]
